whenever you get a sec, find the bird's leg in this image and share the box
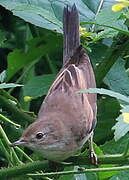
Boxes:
[88,132,98,166]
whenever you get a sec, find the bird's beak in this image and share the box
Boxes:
[10,139,27,147]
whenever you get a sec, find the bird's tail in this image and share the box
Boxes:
[63,4,80,64]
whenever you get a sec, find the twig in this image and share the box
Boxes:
[27,165,129,177]
[0,95,34,123]
[0,160,49,179]
[0,152,129,179]
[91,0,104,32]
[0,125,21,164]
[0,114,20,128]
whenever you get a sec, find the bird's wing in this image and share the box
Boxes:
[38,46,97,132]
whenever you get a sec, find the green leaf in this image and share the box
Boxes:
[0,71,6,83]
[58,166,74,180]
[95,8,128,33]
[89,42,109,67]
[79,88,129,142]
[0,1,62,33]
[0,83,23,89]
[6,32,62,80]
[23,74,55,98]
[112,106,129,141]
[94,96,120,142]
[98,164,118,180]
[101,134,129,179]
[109,170,129,180]
[82,8,129,35]
[78,88,129,104]
[96,28,118,40]
[104,58,129,96]
[0,0,116,33]
[101,134,129,154]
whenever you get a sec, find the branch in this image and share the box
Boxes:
[0,94,34,123]
[27,165,129,178]
[0,113,20,128]
[0,161,49,179]
[0,153,129,179]
[0,125,21,164]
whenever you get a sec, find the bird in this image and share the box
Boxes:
[11,4,97,163]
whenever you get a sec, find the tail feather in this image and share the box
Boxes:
[63,4,80,64]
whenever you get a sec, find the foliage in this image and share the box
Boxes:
[112,0,129,12]
[0,0,129,179]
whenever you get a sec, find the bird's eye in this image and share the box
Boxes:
[36,132,44,139]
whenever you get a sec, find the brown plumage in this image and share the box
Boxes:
[11,4,97,162]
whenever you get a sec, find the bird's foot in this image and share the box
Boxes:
[89,149,98,166]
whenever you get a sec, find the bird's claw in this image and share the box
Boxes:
[89,150,98,166]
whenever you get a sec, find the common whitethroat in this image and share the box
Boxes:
[11,4,97,162]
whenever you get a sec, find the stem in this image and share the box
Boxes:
[0,123,33,163]
[15,147,33,162]
[0,114,20,128]
[8,60,37,94]
[0,125,21,164]
[81,21,129,36]
[0,140,10,162]
[0,161,49,179]
[123,140,129,157]
[0,153,129,179]
[0,125,11,145]
[0,95,34,123]
[91,0,104,32]
[19,63,35,111]
[0,89,21,108]
[8,23,39,94]
[27,165,129,177]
